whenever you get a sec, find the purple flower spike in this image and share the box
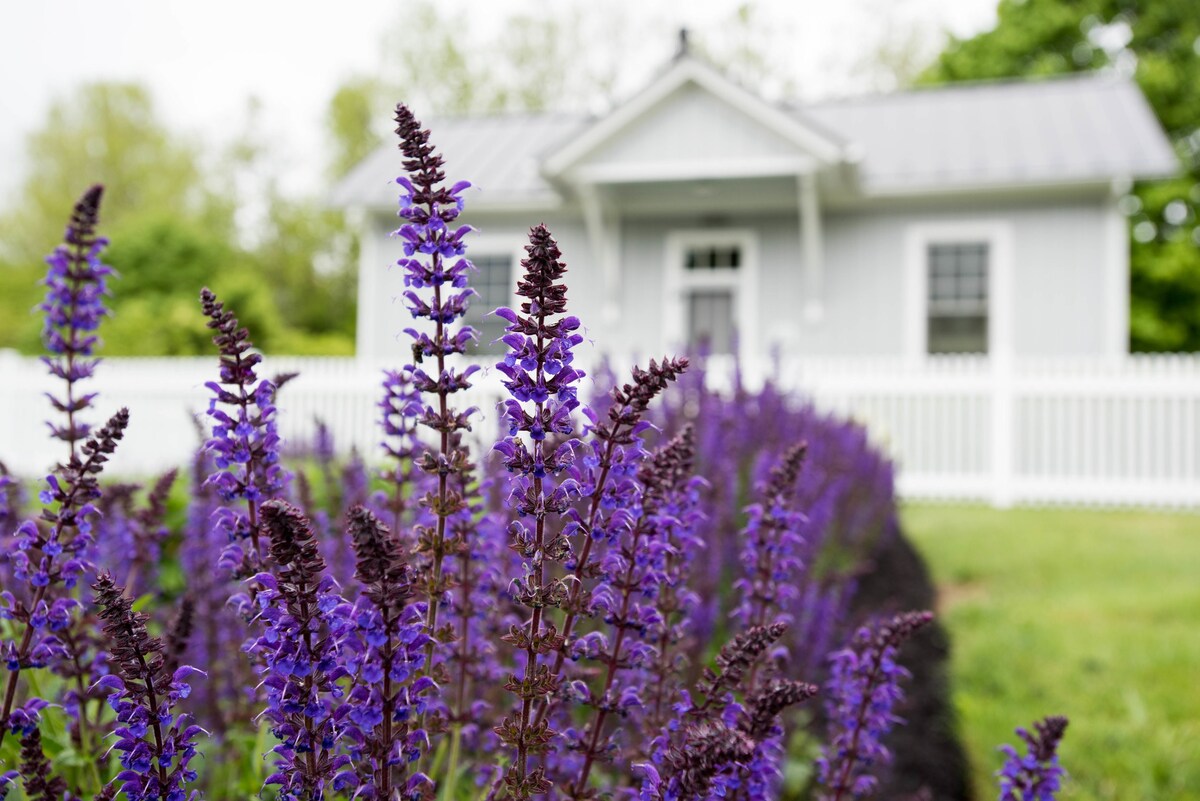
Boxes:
[199,287,286,578]
[249,500,351,801]
[492,224,587,800]
[817,610,934,800]
[93,572,203,801]
[338,505,432,799]
[0,408,128,752]
[40,184,113,458]
[998,715,1069,801]
[391,105,480,734]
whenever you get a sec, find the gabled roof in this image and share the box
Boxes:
[540,55,848,180]
[332,71,1178,211]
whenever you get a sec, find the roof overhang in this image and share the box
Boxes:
[541,55,849,184]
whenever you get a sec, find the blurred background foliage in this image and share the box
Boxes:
[0,0,1197,354]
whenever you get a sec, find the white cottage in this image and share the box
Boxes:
[334,53,1176,366]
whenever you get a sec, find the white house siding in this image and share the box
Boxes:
[817,195,1116,358]
[356,210,597,362]
[360,191,1121,364]
[584,83,805,170]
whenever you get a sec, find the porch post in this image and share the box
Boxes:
[797,172,824,323]
[579,182,621,324]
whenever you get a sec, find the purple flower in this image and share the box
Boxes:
[39,184,113,456]
[816,611,934,800]
[92,572,204,801]
[491,223,586,799]
[997,715,1069,801]
[0,409,128,752]
[335,505,433,799]
[199,288,286,578]
[391,105,480,739]
[563,428,699,794]
[249,500,351,801]
[15,726,72,801]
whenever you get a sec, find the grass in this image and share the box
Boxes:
[902,504,1200,801]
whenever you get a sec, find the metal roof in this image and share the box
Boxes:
[332,72,1177,210]
[805,72,1178,194]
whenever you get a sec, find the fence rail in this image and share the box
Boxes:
[1,350,1197,508]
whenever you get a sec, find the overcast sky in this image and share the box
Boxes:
[0,0,999,205]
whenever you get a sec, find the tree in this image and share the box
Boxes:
[0,81,355,356]
[0,83,233,267]
[921,0,1200,351]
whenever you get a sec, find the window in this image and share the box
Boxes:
[681,242,743,355]
[465,254,512,353]
[686,245,741,271]
[926,242,988,354]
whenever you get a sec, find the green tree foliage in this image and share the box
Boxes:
[0,82,355,356]
[922,0,1200,351]
[0,83,232,267]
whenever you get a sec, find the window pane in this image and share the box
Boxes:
[927,314,987,354]
[687,290,735,355]
[685,245,741,271]
[927,242,989,354]
[465,255,512,354]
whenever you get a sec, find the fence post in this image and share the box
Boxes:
[991,345,1015,508]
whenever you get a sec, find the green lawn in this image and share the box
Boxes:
[902,505,1200,801]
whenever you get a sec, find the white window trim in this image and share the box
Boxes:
[664,229,759,361]
[904,221,1013,361]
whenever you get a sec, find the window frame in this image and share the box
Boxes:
[904,221,1012,361]
[461,234,524,354]
[663,229,759,361]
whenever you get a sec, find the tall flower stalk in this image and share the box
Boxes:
[997,715,1069,801]
[531,357,687,733]
[40,184,112,460]
[337,505,433,800]
[817,611,934,801]
[251,500,351,800]
[199,288,285,579]
[391,104,476,715]
[0,409,128,752]
[492,224,585,799]
[92,573,203,801]
[566,428,695,797]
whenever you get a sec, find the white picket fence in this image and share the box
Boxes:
[1,350,1198,508]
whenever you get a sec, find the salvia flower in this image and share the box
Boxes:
[17,726,74,801]
[997,715,1069,801]
[392,105,480,720]
[0,408,128,751]
[250,500,351,801]
[492,224,586,799]
[92,572,203,801]
[199,288,285,578]
[636,720,755,801]
[643,426,707,735]
[335,505,434,800]
[733,443,808,636]
[40,184,113,456]
[378,367,425,537]
[817,610,934,800]
[563,428,698,797]
[548,358,689,704]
